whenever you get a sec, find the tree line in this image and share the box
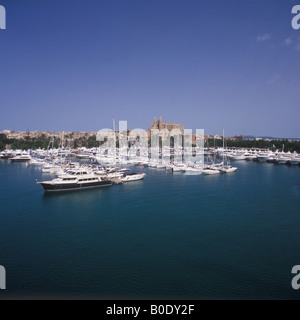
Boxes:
[0,134,99,151]
[1,133,300,153]
[206,138,300,153]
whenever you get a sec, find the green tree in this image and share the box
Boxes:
[11,142,20,150]
[0,141,5,151]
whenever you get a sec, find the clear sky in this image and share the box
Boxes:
[0,0,299,137]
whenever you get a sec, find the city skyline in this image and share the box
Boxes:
[2,127,300,141]
[0,0,299,137]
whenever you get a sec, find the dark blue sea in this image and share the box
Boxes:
[0,159,300,299]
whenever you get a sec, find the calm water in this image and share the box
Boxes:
[0,159,300,299]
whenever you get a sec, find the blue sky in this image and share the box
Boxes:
[0,0,299,137]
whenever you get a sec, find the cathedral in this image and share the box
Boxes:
[149,116,184,134]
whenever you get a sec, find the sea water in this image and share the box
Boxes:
[0,160,300,299]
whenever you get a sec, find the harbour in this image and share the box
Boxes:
[0,156,300,299]
[1,0,300,302]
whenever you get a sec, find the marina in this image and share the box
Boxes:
[2,145,300,193]
[1,138,300,297]
[0,154,300,299]
[1,0,300,302]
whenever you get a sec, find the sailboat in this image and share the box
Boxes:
[202,135,221,175]
[219,129,238,173]
[202,167,221,174]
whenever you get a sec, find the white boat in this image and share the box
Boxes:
[289,156,300,165]
[246,155,257,161]
[42,164,52,173]
[289,159,300,165]
[277,158,289,164]
[121,173,146,182]
[230,152,246,160]
[149,162,158,168]
[38,169,112,192]
[76,154,92,160]
[9,154,31,162]
[219,130,238,173]
[276,154,292,164]
[172,164,187,172]
[202,168,221,175]
[219,165,238,173]
[184,165,203,174]
[165,165,174,170]
[28,158,46,166]
[0,151,15,159]
[49,165,63,174]
[185,167,203,175]
[257,151,273,162]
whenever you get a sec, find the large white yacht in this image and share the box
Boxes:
[9,154,32,162]
[256,151,271,162]
[0,151,15,159]
[28,158,46,166]
[289,153,300,165]
[38,169,112,191]
[229,152,247,160]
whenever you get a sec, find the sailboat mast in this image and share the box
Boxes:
[113,118,115,132]
[112,118,116,164]
[223,129,225,165]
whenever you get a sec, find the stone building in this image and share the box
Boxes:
[149,116,184,134]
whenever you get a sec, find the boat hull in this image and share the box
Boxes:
[289,160,300,165]
[122,173,145,182]
[257,157,269,162]
[220,167,238,173]
[230,156,246,160]
[202,169,220,175]
[277,159,288,164]
[40,181,112,192]
[10,158,31,162]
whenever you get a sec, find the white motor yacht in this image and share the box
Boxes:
[121,173,146,182]
[257,151,273,162]
[172,163,187,172]
[276,154,292,164]
[9,154,31,162]
[219,165,238,173]
[289,155,300,165]
[230,152,246,160]
[38,169,112,191]
[28,158,46,166]
[202,168,221,175]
